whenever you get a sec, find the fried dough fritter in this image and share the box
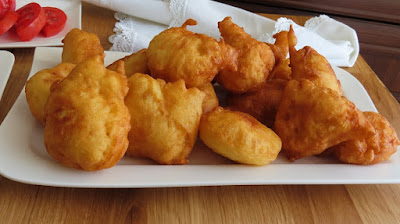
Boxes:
[147,19,238,88]
[199,107,282,165]
[332,112,399,165]
[44,56,130,171]
[227,79,287,128]
[61,28,104,64]
[288,27,342,95]
[267,31,289,65]
[275,80,375,161]
[268,58,292,81]
[25,63,76,124]
[216,17,275,94]
[125,73,205,164]
[107,49,149,77]
[198,83,219,113]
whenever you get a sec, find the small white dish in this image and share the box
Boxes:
[0,47,398,188]
[0,51,15,100]
[0,0,81,48]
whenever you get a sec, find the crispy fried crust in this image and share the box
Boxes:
[269,58,292,81]
[267,31,289,65]
[107,49,149,77]
[200,107,282,165]
[147,19,238,88]
[125,73,205,164]
[25,63,76,124]
[332,112,399,165]
[288,27,342,95]
[44,56,130,171]
[275,80,374,161]
[216,17,275,93]
[197,83,219,113]
[227,79,287,128]
[61,28,104,64]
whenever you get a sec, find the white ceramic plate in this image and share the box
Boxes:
[0,51,14,100]
[0,0,81,48]
[0,47,399,188]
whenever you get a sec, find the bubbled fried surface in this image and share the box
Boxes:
[125,73,205,164]
[200,107,282,165]
[332,112,399,165]
[107,49,149,77]
[267,30,289,65]
[227,79,287,128]
[197,83,219,113]
[216,17,275,94]
[62,28,104,65]
[44,56,130,171]
[288,27,342,95]
[147,19,238,88]
[275,80,374,161]
[268,58,292,81]
[25,63,76,125]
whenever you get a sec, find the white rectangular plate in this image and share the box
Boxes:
[0,0,81,48]
[0,47,399,188]
[0,51,14,100]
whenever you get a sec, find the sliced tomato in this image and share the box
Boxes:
[7,0,14,11]
[16,3,46,41]
[0,0,16,19]
[0,10,18,35]
[42,7,67,37]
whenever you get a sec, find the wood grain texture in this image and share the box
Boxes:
[217,0,400,24]
[0,48,34,124]
[1,184,400,223]
[361,45,400,93]
[347,185,400,223]
[82,2,115,50]
[0,4,400,224]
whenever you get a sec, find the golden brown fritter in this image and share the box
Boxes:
[275,80,375,161]
[268,58,292,81]
[44,56,130,171]
[197,83,219,113]
[125,73,205,164]
[107,49,149,77]
[199,107,282,165]
[331,112,399,165]
[216,17,275,94]
[267,31,289,65]
[288,27,342,95]
[147,19,238,88]
[227,79,287,128]
[61,28,104,64]
[25,63,76,124]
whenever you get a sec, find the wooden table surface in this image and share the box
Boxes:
[1,3,400,223]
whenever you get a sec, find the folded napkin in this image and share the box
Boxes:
[84,0,359,67]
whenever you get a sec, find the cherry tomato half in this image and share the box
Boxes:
[42,7,67,37]
[16,2,46,41]
[0,10,18,35]
[0,0,16,19]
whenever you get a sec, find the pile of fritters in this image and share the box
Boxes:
[228,26,399,165]
[25,18,399,171]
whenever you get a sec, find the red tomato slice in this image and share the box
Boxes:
[16,3,46,41]
[0,0,16,19]
[0,10,18,35]
[8,0,14,11]
[42,7,67,37]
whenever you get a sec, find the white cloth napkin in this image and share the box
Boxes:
[83,0,359,67]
